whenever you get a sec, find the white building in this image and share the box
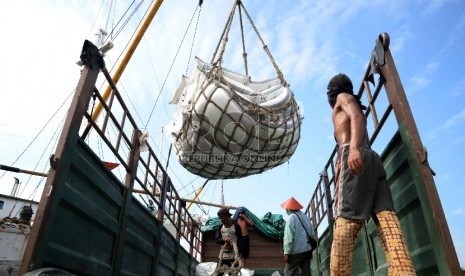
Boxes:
[0,194,38,221]
[0,194,37,275]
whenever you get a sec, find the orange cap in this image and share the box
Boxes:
[280,197,303,210]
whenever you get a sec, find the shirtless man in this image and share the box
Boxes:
[327,73,416,276]
[236,207,254,268]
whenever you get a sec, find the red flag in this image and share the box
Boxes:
[103,161,119,170]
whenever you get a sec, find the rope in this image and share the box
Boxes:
[103,0,143,45]
[210,0,239,67]
[144,3,203,129]
[238,3,248,76]
[213,239,242,276]
[0,90,74,180]
[185,0,203,76]
[103,0,115,34]
[238,1,287,86]
[210,0,288,86]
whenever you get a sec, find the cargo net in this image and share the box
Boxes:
[167,0,302,179]
[168,58,302,179]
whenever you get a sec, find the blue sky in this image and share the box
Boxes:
[0,0,464,267]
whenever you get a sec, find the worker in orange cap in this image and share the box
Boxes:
[281,197,316,276]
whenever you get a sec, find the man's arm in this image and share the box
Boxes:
[215,226,225,245]
[240,213,254,226]
[283,216,296,263]
[234,223,243,243]
[337,93,365,175]
[283,216,295,254]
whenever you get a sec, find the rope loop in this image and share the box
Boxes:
[211,1,288,86]
[213,239,242,276]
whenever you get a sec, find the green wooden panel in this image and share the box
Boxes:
[311,227,331,276]
[380,131,440,275]
[177,249,195,276]
[37,138,124,275]
[121,198,158,276]
[158,229,178,273]
[29,134,199,275]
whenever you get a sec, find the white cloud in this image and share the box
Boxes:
[421,0,449,16]
[452,207,465,215]
[390,27,413,54]
[408,59,441,95]
[452,135,465,146]
[409,76,430,94]
[439,11,465,56]
[424,108,465,144]
[425,61,441,73]
[451,75,465,97]
[442,109,465,130]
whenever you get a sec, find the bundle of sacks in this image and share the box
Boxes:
[195,262,254,276]
[168,57,302,179]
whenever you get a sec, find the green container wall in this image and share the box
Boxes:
[28,134,198,275]
[311,130,445,275]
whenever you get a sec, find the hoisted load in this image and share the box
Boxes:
[168,1,302,179]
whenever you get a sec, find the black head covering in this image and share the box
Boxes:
[217,208,232,217]
[327,73,366,110]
